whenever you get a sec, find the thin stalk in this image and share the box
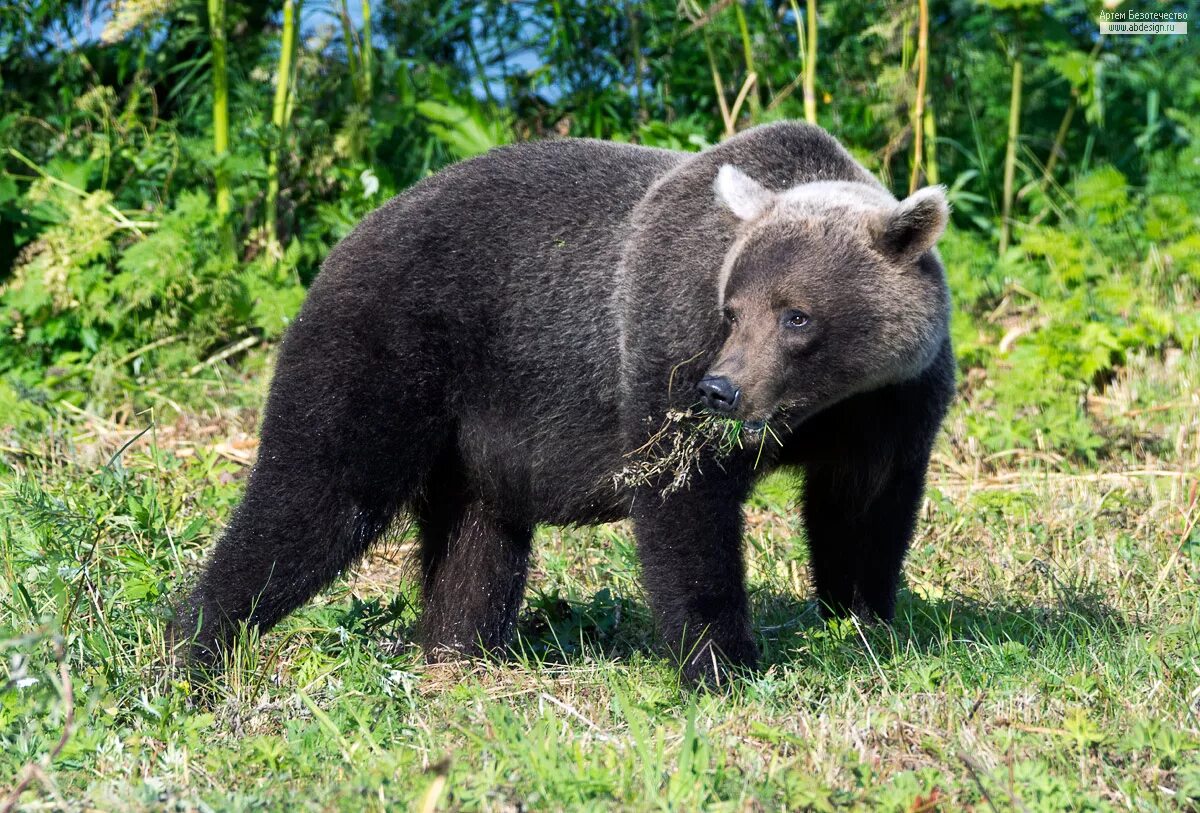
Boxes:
[729,72,758,125]
[923,103,938,185]
[207,0,233,256]
[338,0,363,105]
[804,0,817,123]
[703,29,734,137]
[266,0,299,254]
[1042,97,1076,186]
[787,0,816,123]
[732,1,760,120]
[908,0,928,193]
[628,0,646,122]
[7,147,156,235]
[283,28,300,126]
[999,55,1023,255]
[120,41,148,130]
[336,0,366,159]
[788,2,804,91]
[466,24,497,107]
[360,0,372,101]
[1033,37,1103,193]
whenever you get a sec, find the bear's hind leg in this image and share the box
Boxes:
[417,495,533,661]
[174,455,405,665]
[174,313,448,666]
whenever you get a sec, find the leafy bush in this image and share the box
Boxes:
[0,0,1196,465]
[944,156,1200,460]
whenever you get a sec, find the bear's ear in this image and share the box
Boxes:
[714,165,775,222]
[876,185,949,263]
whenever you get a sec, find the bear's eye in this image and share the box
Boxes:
[722,307,737,325]
[783,309,810,329]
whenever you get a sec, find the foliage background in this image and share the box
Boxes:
[1,0,1198,810]
[1,0,1198,458]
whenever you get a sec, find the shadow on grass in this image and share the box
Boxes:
[513,587,658,665]
[754,579,1127,670]
[502,577,1127,674]
[315,574,1127,681]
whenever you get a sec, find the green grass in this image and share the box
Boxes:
[2,348,1199,811]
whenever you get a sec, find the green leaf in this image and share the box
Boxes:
[416,99,511,159]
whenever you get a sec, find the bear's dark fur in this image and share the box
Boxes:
[175,122,955,684]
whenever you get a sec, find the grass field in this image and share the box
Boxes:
[2,346,1199,811]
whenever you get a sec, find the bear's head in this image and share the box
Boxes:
[697,164,951,430]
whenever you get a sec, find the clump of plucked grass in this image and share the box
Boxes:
[612,409,779,495]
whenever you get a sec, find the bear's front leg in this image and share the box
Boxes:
[802,451,930,622]
[631,478,758,686]
[794,347,952,622]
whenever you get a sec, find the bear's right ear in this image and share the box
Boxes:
[714,165,775,222]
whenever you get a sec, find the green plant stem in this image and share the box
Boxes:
[283,29,300,127]
[360,0,372,101]
[909,0,929,194]
[702,30,734,137]
[338,0,363,105]
[924,103,938,185]
[804,0,818,123]
[466,25,497,108]
[207,0,234,256]
[628,0,646,122]
[7,148,156,235]
[1039,37,1100,191]
[266,0,299,252]
[1000,55,1023,255]
[732,1,760,120]
[1041,97,1076,188]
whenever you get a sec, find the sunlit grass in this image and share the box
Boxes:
[2,351,1198,810]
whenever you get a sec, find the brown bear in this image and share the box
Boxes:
[174,121,955,685]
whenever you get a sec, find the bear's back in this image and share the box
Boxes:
[304,139,684,523]
[316,138,682,302]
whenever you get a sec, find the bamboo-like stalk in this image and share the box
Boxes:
[908,0,929,194]
[266,0,299,254]
[338,0,364,105]
[335,0,366,159]
[703,29,734,137]
[786,0,818,124]
[1028,39,1099,197]
[283,24,300,126]
[732,1,760,120]
[729,72,758,126]
[1040,98,1076,186]
[923,103,938,185]
[999,55,1023,255]
[360,0,372,101]
[804,0,817,123]
[466,24,497,107]
[628,0,646,122]
[207,0,233,255]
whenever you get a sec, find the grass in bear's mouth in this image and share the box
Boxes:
[612,409,779,494]
[2,347,1199,812]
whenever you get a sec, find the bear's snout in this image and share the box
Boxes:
[697,376,741,415]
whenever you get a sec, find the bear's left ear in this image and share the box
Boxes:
[876,185,949,263]
[714,165,776,222]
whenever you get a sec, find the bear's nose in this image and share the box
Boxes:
[697,376,741,415]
